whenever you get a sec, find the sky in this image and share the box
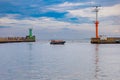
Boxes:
[0,0,120,40]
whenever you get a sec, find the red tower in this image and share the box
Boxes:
[94,6,100,38]
[95,20,99,38]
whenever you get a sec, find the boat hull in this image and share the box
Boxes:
[50,40,66,45]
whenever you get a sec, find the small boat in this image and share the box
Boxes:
[50,40,66,44]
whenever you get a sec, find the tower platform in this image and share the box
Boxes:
[91,37,120,44]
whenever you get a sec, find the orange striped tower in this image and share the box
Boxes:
[95,20,99,38]
[94,6,100,38]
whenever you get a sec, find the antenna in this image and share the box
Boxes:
[93,5,101,21]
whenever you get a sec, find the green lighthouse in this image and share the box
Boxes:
[29,28,33,38]
[26,28,35,41]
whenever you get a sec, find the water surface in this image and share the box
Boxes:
[0,41,120,80]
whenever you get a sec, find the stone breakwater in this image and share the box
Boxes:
[0,36,35,43]
[91,37,120,44]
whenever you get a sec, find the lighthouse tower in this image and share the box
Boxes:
[94,6,100,38]
[29,28,33,38]
[91,6,120,44]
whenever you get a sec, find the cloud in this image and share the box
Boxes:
[0,15,95,38]
[67,4,120,19]
[0,15,94,31]
[57,2,95,7]
[48,2,120,20]
[99,4,120,17]
[0,14,120,37]
[47,1,95,12]
[0,1,120,38]
[67,8,94,18]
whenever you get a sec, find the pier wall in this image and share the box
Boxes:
[91,37,120,44]
[0,36,35,43]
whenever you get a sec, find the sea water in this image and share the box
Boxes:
[0,41,120,80]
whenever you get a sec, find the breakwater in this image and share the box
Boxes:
[0,36,35,43]
[91,37,120,44]
[0,28,35,43]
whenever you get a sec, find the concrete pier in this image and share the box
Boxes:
[0,29,35,43]
[91,37,120,44]
[0,36,35,43]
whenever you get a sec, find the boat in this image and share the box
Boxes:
[50,40,66,44]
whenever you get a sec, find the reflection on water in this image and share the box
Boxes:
[28,43,33,80]
[0,42,120,80]
[93,44,120,80]
[94,44,100,80]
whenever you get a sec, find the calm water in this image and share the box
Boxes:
[0,41,120,80]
